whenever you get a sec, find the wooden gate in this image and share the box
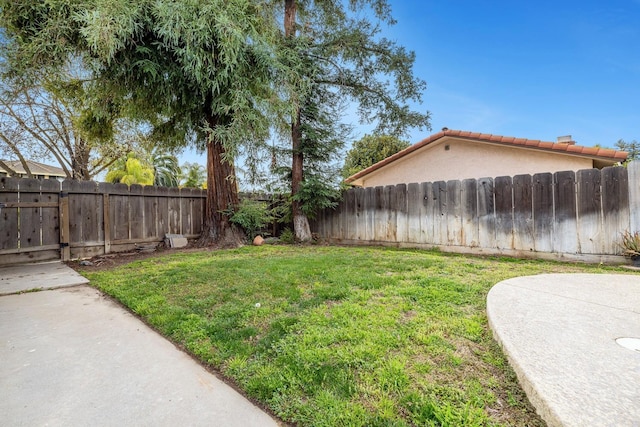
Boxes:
[0,177,64,266]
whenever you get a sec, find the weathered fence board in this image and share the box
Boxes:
[407,183,421,243]
[629,162,640,232]
[446,180,462,246]
[40,180,60,247]
[554,171,578,254]
[384,185,397,241]
[533,173,554,252]
[0,178,19,250]
[421,182,435,244]
[513,174,534,252]
[129,185,145,240]
[576,169,602,254]
[477,178,495,249]
[18,179,41,249]
[433,181,447,245]
[602,166,629,254]
[461,179,478,247]
[354,187,365,241]
[0,178,206,264]
[313,163,637,261]
[494,176,513,250]
[395,184,408,243]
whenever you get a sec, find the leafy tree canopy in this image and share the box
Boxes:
[105,152,154,186]
[0,0,289,246]
[342,134,410,178]
[615,139,640,162]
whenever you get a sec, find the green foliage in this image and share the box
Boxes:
[105,152,154,186]
[0,0,288,243]
[278,228,295,244]
[83,246,623,426]
[619,230,640,257]
[148,146,180,187]
[181,162,206,189]
[342,134,411,178]
[229,199,274,240]
[292,175,341,219]
[615,139,640,162]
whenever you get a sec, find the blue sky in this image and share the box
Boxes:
[389,0,640,146]
[181,0,640,166]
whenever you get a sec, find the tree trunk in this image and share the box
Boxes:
[285,0,312,242]
[197,114,244,248]
[291,111,311,241]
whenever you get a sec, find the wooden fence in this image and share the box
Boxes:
[312,163,640,262]
[0,177,205,265]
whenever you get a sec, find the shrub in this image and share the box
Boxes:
[279,228,295,244]
[620,230,640,257]
[229,200,274,240]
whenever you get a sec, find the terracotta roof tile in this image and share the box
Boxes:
[345,129,628,183]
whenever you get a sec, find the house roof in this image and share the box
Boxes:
[0,159,66,177]
[345,129,628,184]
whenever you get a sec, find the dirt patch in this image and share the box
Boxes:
[65,244,217,272]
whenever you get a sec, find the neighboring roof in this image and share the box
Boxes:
[345,129,628,184]
[0,160,66,177]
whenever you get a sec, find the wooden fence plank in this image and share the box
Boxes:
[143,185,158,238]
[533,173,554,252]
[395,184,408,243]
[513,174,534,252]
[180,188,193,236]
[628,161,640,232]
[373,186,385,241]
[477,178,496,248]
[407,183,421,243]
[494,176,514,250]
[421,182,435,244]
[156,186,170,238]
[353,187,365,241]
[129,185,145,240]
[576,169,603,254]
[344,189,357,240]
[433,181,447,245]
[364,187,375,241]
[168,187,181,234]
[554,171,578,254]
[602,166,629,254]
[446,180,462,246]
[17,179,41,249]
[384,185,397,241]
[332,193,343,239]
[40,179,60,247]
[461,179,478,247]
[194,190,205,235]
[81,181,100,244]
[111,183,130,241]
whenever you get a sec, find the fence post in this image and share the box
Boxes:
[628,160,640,233]
[59,188,71,261]
[103,193,111,254]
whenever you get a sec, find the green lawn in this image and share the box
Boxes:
[80,245,626,426]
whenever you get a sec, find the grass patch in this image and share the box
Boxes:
[82,246,625,426]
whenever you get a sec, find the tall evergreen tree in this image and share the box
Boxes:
[281,0,431,240]
[0,0,283,247]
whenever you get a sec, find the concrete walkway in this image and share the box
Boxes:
[0,263,280,426]
[488,274,640,427]
[0,261,89,295]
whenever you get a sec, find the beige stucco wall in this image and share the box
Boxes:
[353,137,596,187]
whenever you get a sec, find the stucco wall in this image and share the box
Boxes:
[355,137,595,187]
